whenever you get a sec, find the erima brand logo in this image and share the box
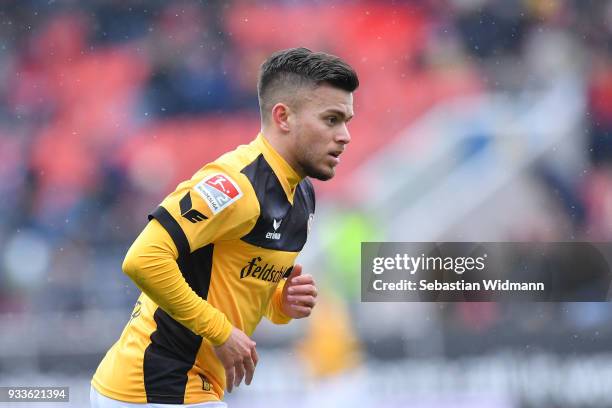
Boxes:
[266,218,282,240]
[240,257,288,283]
[194,173,242,214]
[179,192,208,223]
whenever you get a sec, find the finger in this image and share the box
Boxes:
[287,264,302,282]
[244,355,255,385]
[234,361,245,388]
[290,303,313,316]
[288,284,318,297]
[290,274,315,285]
[251,347,259,367]
[225,366,235,393]
[286,295,316,307]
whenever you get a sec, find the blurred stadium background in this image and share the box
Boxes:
[1,0,612,406]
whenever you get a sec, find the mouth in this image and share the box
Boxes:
[328,150,342,165]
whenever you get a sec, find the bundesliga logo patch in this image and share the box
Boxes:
[194,173,242,214]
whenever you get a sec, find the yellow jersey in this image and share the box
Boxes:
[92,133,315,404]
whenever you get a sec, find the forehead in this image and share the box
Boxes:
[300,83,354,115]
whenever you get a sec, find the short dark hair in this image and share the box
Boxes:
[257,47,359,123]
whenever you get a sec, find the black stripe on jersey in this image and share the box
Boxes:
[148,206,190,259]
[145,208,216,403]
[143,309,202,404]
[240,154,315,252]
[186,244,214,299]
[148,207,214,298]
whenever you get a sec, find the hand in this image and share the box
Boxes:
[213,327,258,393]
[281,264,318,318]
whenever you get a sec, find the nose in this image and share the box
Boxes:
[336,124,351,145]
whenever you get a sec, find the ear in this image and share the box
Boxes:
[271,103,291,132]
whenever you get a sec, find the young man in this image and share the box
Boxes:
[91,47,358,407]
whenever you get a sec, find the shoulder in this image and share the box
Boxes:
[147,142,267,251]
[184,160,259,221]
[156,142,264,231]
[151,161,259,251]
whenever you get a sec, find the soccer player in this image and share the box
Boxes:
[90,47,358,407]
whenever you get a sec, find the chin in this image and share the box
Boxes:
[309,168,334,181]
[301,160,335,181]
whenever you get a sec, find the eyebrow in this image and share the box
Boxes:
[323,109,354,121]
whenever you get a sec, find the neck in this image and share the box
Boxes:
[260,126,305,177]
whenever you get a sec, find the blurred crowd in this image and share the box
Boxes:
[0,0,612,365]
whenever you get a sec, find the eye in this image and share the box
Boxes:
[326,116,338,126]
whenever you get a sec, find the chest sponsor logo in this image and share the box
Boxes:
[266,218,282,240]
[240,257,289,283]
[194,173,243,215]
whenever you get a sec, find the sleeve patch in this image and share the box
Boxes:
[194,173,243,214]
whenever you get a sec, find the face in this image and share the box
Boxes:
[289,84,354,181]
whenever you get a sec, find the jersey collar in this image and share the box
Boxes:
[255,133,302,203]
